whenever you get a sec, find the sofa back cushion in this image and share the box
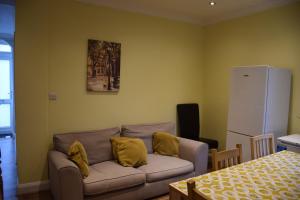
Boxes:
[53,127,120,165]
[121,122,176,153]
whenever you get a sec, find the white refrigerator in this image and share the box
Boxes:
[226,66,291,161]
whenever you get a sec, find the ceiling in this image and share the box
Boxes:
[77,0,298,25]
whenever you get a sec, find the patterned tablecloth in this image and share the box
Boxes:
[170,151,300,200]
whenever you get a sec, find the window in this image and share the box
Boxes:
[0,40,13,131]
[0,44,12,52]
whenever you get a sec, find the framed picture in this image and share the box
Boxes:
[87,39,121,92]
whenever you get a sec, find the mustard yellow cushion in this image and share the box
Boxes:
[111,137,147,167]
[153,132,179,157]
[111,137,128,160]
[68,140,89,177]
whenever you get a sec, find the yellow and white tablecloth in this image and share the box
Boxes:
[170,151,300,200]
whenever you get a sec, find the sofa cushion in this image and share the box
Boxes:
[53,127,120,165]
[153,132,179,157]
[111,137,148,167]
[83,161,145,195]
[121,122,176,153]
[138,154,194,183]
[68,141,89,177]
[121,131,153,154]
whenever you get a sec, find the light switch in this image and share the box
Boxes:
[48,92,57,101]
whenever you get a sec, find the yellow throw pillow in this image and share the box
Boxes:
[68,140,89,177]
[111,137,147,167]
[111,137,129,161]
[153,132,179,157]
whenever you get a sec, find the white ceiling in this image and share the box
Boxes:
[77,0,298,25]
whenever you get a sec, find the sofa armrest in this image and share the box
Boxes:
[178,137,208,176]
[48,150,83,200]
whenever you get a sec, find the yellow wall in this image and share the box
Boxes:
[202,2,300,149]
[15,0,50,183]
[15,0,204,183]
[48,0,204,132]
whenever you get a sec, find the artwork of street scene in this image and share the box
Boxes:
[87,39,121,92]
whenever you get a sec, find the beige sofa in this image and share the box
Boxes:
[48,122,208,200]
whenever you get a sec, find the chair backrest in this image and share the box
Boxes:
[177,103,200,140]
[250,133,275,160]
[187,180,207,200]
[211,144,242,171]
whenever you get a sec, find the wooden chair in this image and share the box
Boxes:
[250,133,275,160]
[187,180,209,200]
[211,144,242,171]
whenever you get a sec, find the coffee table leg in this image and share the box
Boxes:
[169,186,183,200]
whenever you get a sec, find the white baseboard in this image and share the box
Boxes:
[17,180,50,195]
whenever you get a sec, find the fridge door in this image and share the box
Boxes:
[264,68,291,138]
[226,131,251,162]
[227,67,268,136]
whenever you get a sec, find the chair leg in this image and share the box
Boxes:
[211,149,218,171]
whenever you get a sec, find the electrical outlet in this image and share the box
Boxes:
[48,92,57,101]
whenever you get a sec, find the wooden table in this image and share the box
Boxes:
[169,150,300,200]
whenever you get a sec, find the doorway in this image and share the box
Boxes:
[0,40,14,137]
[0,37,17,200]
[0,0,17,199]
